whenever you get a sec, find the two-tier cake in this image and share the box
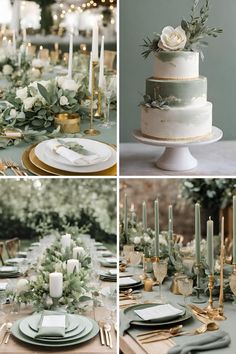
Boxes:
[140,1,222,141]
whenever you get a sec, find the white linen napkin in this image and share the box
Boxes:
[108,269,117,275]
[119,277,138,286]
[52,143,100,165]
[135,304,183,321]
[41,315,66,328]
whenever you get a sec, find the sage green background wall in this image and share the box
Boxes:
[120,0,236,142]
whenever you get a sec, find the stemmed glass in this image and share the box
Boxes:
[177,277,193,305]
[98,74,117,128]
[153,260,168,303]
[129,251,142,276]
[0,291,7,320]
[101,286,117,322]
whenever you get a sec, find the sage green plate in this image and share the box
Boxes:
[100,261,117,268]
[20,315,92,343]
[11,318,99,347]
[28,313,80,333]
[124,303,192,327]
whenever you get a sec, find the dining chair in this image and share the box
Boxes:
[5,238,19,258]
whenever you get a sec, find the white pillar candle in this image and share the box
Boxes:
[61,234,71,249]
[92,23,98,61]
[98,35,104,89]
[67,259,80,274]
[23,28,27,43]
[68,30,74,79]
[88,52,93,94]
[12,30,16,54]
[49,272,63,298]
[73,246,85,259]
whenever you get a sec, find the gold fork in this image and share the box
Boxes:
[0,160,7,176]
[5,160,28,176]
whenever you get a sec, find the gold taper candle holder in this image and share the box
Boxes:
[94,89,104,119]
[84,60,100,136]
[207,274,214,310]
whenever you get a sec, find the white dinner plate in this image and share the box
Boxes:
[34,138,116,173]
[44,139,112,167]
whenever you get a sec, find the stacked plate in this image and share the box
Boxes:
[5,258,24,266]
[119,277,143,290]
[123,303,192,327]
[99,269,117,282]
[0,266,21,278]
[99,257,117,268]
[22,138,117,176]
[11,313,99,348]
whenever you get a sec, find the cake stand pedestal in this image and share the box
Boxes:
[133,126,223,171]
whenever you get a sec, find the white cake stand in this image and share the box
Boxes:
[133,126,223,171]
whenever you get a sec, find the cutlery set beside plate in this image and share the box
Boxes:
[22,138,117,176]
[10,313,99,348]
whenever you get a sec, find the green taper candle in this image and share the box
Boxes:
[142,201,147,232]
[124,194,128,237]
[207,217,214,274]
[195,203,201,265]
[233,196,236,263]
[154,200,160,257]
[168,218,173,256]
[168,205,173,225]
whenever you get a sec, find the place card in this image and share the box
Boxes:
[135,304,183,321]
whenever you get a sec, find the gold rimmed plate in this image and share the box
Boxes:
[22,143,117,176]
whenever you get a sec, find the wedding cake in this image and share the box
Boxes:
[140,1,222,140]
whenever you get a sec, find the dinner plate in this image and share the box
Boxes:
[35,138,116,173]
[11,318,99,347]
[43,139,112,167]
[28,313,82,334]
[100,260,117,268]
[0,266,18,272]
[124,303,192,327]
[22,144,116,176]
[20,315,92,343]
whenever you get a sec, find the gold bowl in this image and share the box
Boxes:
[54,113,80,133]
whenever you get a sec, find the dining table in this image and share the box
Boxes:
[119,269,235,354]
[0,238,117,354]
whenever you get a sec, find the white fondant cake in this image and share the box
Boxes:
[141,51,212,140]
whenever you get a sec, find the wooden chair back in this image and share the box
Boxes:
[5,238,20,258]
[0,242,4,265]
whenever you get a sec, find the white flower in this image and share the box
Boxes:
[158,26,187,51]
[3,64,13,75]
[144,235,151,243]
[16,87,28,101]
[60,96,69,106]
[23,96,37,110]
[60,78,79,91]
[10,108,17,118]
[31,68,41,79]
[134,236,141,245]
[16,279,29,294]
[32,58,44,69]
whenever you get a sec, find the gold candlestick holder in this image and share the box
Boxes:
[94,90,104,118]
[84,60,100,136]
[206,274,214,310]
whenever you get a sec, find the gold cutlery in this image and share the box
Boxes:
[1,322,12,345]
[0,160,7,176]
[104,323,112,349]
[103,323,110,347]
[140,323,211,344]
[137,325,183,339]
[4,160,28,176]
[98,321,105,346]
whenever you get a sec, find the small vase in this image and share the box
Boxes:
[54,113,80,133]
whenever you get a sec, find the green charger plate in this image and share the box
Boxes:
[29,313,80,333]
[124,303,192,327]
[20,315,92,343]
[11,318,99,347]
[100,261,117,268]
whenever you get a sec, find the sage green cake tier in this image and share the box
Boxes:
[146,76,207,107]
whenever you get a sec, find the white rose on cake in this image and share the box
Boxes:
[3,64,14,75]
[158,26,187,51]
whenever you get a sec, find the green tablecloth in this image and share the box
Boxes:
[121,274,234,354]
[0,113,116,176]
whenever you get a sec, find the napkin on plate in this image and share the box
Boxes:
[120,277,138,286]
[135,304,183,321]
[168,330,231,354]
[52,142,100,166]
[108,269,117,275]
[35,311,68,338]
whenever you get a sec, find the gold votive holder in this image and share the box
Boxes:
[54,113,80,133]
[170,273,187,295]
[144,278,153,292]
